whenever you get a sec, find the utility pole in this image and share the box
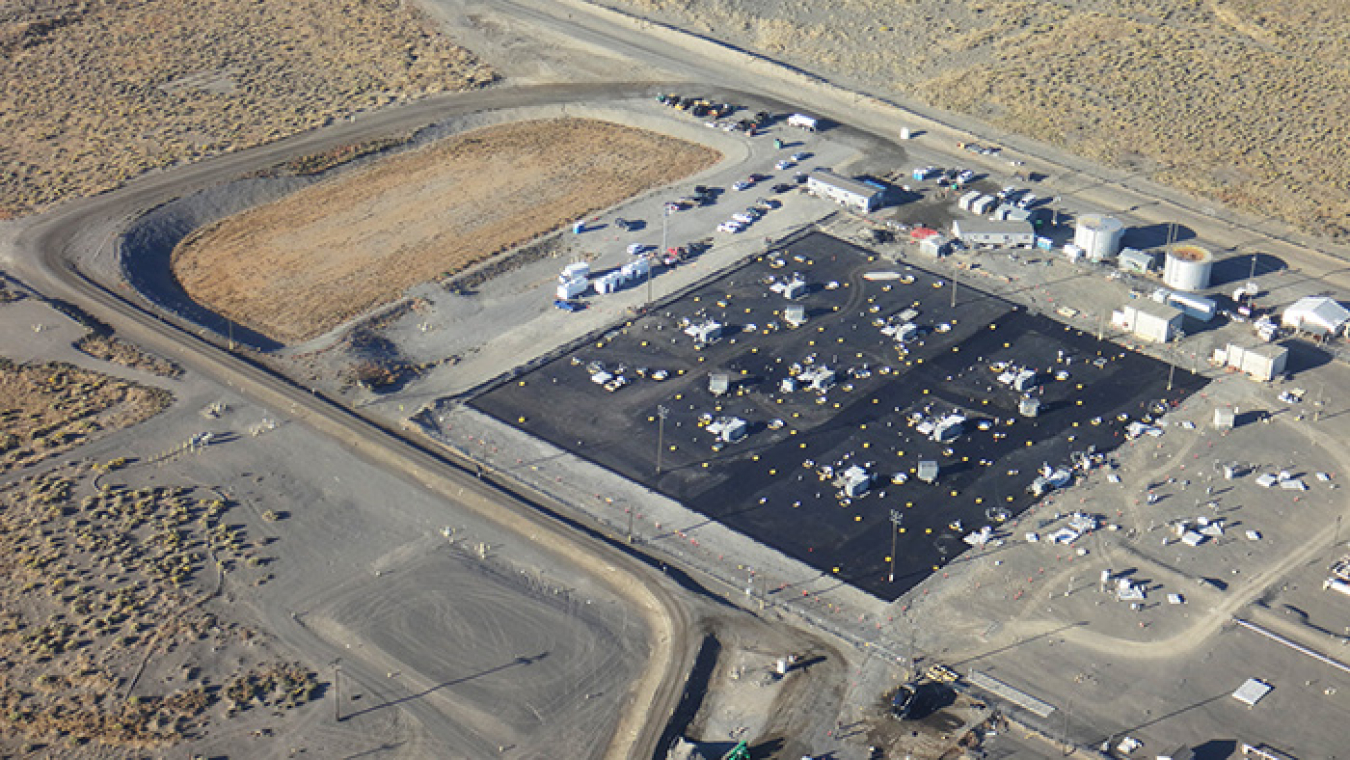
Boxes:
[655,405,670,475]
[332,658,342,722]
[889,509,903,583]
[626,504,634,544]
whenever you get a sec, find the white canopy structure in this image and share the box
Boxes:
[1282,296,1350,335]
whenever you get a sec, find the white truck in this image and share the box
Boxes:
[787,113,818,131]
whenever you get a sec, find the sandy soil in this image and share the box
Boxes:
[600,0,1350,242]
[0,0,493,217]
[0,456,320,755]
[172,117,721,344]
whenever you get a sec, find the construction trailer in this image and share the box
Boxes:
[806,169,884,213]
[1113,301,1183,343]
[950,219,1034,248]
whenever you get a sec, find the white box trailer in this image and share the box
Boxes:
[787,113,818,131]
[557,277,589,300]
[1166,291,1217,322]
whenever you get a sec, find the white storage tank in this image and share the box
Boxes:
[1072,214,1125,262]
[1163,244,1213,292]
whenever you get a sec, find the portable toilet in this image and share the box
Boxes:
[710,372,731,396]
[917,460,940,484]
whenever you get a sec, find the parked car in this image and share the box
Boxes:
[756,197,782,209]
[775,159,794,171]
[615,217,634,230]
[732,180,752,191]
[771,183,794,193]
[957,169,976,183]
[718,220,746,233]
[790,151,811,162]
[1016,193,1038,209]
[732,212,755,225]
[554,299,583,312]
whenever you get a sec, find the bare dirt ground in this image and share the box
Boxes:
[0,358,172,474]
[600,0,1350,242]
[0,0,494,217]
[172,117,720,344]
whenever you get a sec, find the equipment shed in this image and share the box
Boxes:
[1218,343,1287,382]
[1114,301,1182,344]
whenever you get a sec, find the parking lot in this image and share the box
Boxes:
[471,230,1205,600]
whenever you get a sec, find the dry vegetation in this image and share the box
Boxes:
[606,0,1350,241]
[172,118,721,344]
[0,358,173,474]
[0,0,494,217]
[0,461,318,752]
[74,334,183,379]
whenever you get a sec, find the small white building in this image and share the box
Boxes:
[1216,343,1287,382]
[1113,301,1182,343]
[1282,296,1350,336]
[950,219,1035,248]
[919,234,951,257]
[806,169,883,213]
[1117,248,1154,274]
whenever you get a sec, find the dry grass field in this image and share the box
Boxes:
[606,0,1350,241]
[0,0,493,217]
[0,358,172,474]
[74,335,183,379]
[172,118,721,344]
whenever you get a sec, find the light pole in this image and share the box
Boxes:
[889,509,903,583]
[950,266,959,309]
[653,207,670,306]
[655,405,670,475]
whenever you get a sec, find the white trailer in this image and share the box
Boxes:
[787,113,818,131]
[557,277,589,300]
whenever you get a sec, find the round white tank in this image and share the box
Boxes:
[1163,244,1214,292]
[1073,214,1125,262]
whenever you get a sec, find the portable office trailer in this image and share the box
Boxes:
[806,169,883,213]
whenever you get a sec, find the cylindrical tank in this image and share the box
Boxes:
[1163,244,1213,291]
[1072,214,1125,262]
